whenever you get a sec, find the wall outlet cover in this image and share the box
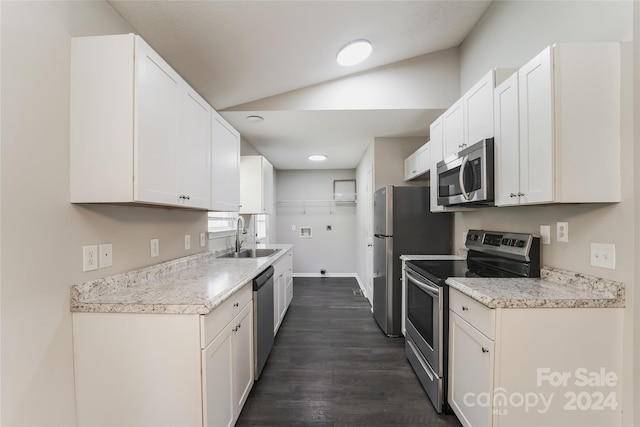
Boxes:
[557,222,569,243]
[200,232,206,247]
[150,238,160,258]
[82,245,98,272]
[590,243,616,269]
[184,234,191,250]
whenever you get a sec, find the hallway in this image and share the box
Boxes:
[236,277,461,426]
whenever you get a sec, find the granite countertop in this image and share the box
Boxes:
[446,266,625,309]
[70,244,293,315]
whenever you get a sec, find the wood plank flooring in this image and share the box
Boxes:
[236,277,462,426]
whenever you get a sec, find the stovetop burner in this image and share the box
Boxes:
[406,229,541,284]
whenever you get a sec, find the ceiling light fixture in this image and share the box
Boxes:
[308,154,327,162]
[246,115,264,123]
[336,39,372,66]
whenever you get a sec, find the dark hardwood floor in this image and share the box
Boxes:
[236,277,462,426]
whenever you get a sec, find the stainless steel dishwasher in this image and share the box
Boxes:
[253,265,274,379]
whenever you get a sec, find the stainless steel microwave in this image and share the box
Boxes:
[436,138,494,206]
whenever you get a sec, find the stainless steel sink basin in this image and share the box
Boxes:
[218,248,280,259]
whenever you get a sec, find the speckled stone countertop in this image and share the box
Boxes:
[70,244,293,315]
[446,266,625,309]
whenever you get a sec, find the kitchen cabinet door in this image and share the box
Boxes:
[404,152,418,181]
[517,46,555,205]
[240,156,274,214]
[232,303,254,417]
[211,110,241,211]
[464,70,495,146]
[177,87,212,209]
[134,36,182,205]
[494,73,522,206]
[202,324,234,427]
[448,311,494,427]
[442,99,464,160]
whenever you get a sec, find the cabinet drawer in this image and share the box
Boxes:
[201,283,252,348]
[449,289,495,339]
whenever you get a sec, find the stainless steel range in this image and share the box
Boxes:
[403,229,540,413]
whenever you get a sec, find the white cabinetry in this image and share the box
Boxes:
[211,110,241,211]
[404,142,431,181]
[73,283,254,426]
[495,43,621,206]
[240,156,274,214]
[273,249,293,335]
[442,98,464,159]
[448,288,623,427]
[70,34,212,209]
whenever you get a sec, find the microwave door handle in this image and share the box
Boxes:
[458,154,471,200]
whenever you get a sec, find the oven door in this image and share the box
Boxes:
[405,268,443,375]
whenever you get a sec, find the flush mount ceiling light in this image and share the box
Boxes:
[308,154,327,162]
[336,39,372,66]
[246,115,264,123]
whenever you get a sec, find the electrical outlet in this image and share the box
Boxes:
[557,222,569,243]
[184,234,191,250]
[590,243,616,269]
[150,238,159,258]
[539,225,551,245]
[200,232,206,247]
[99,243,113,268]
[82,245,98,272]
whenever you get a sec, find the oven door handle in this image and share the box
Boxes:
[458,154,471,200]
[406,273,441,298]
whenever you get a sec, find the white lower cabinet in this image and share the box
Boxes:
[448,289,623,427]
[73,283,254,427]
[202,301,253,427]
[273,249,293,336]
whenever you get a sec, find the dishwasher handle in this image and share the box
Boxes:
[253,265,274,290]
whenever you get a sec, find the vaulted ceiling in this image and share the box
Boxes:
[108,0,493,169]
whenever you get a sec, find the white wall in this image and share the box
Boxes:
[275,169,356,275]
[457,0,635,424]
[633,1,640,421]
[0,2,211,425]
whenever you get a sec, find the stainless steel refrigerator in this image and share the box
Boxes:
[373,186,453,336]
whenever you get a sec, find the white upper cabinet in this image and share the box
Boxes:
[429,117,445,213]
[441,69,515,160]
[442,98,464,159]
[70,34,212,209]
[404,142,430,181]
[240,155,274,214]
[211,110,241,211]
[495,43,621,206]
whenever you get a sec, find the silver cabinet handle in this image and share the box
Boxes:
[510,193,517,198]
[233,302,239,308]
[482,347,489,353]
[462,306,469,311]
[517,192,524,197]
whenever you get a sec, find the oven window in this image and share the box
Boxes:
[407,280,435,348]
[438,166,461,198]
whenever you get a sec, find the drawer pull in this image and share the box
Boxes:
[482,347,489,353]
[233,302,240,308]
[462,306,469,311]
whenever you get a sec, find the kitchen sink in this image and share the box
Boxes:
[218,248,280,259]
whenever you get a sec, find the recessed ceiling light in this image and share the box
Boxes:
[246,115,264,123]
[308,154,327,161]
[336,39,372,66]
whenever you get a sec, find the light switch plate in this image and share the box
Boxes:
[539,225,551,245]
[200,232,206,247]
[99,243,113,268]
[184,234,191,250]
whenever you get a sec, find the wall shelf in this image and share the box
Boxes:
[276,199,356,215]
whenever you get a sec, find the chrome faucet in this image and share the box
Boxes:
[235,216,246,253]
